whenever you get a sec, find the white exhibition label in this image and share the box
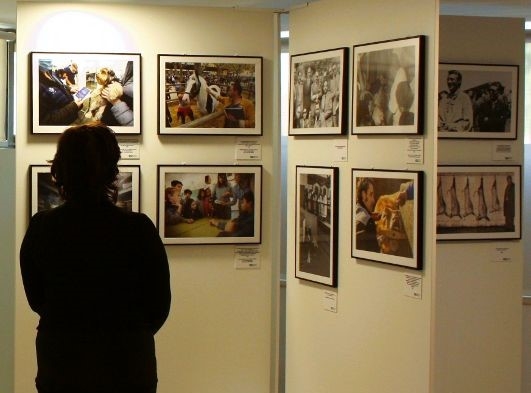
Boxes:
[404,274,422,300]
[492,143,513,161]
[491,247,512,263]
[235,138,261,160]
[118,139,140,160]
[333,139,348,162]
[234,246,261,269]
[323,290,338,313]
[406,136,423,164]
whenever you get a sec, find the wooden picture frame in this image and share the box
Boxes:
[438,63,518,139]
[351,169,423,269]
[29,164,141,216]
[289,47,348,135]
[158,55,262,136]
[437,165,521,240]
[157,165,262,245]
[295,166,339,287]
[352,35,425,135]
[31,52,141,134]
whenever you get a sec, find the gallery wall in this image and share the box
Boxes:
[435,15,524,393]
[286,0,438,392]
[14,3,279,393]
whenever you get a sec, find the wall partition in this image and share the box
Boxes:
[14,3,280,393]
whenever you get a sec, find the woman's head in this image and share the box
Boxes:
[217,173,228,186]
[51,122,121,203]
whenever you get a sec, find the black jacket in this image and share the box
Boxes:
[20,201,171,393]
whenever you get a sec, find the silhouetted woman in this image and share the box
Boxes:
[20,122,171,393]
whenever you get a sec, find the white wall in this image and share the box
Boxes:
[0,147,15,393]
[435,15,524,393]
[286,1,438,392]
[14,3,279,393]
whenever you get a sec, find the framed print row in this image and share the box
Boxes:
[29,164,263,246]
[30,52,263,136]
[437,63,518,139]
[437,165,520,240]
[289,35,426,136]
[294,166,422,288]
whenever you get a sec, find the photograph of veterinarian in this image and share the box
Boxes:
[163,61,257,128]
[20,122,171,393]
[34,53,140,133]
[355,177,414,258]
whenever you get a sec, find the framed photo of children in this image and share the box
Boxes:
[295,166,339,287]
[29,165,141,217]
[352,169,423,270]
[289,47,348,135]
[158,55,262,136]
[436,165,521,240]
[352,35,425,135]
[437,63,518,139]
[31,52,141,134]
[157,165,262,245]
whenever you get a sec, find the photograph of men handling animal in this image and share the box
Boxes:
[353,171,421,269]
[163,59,258,130]
[34,53,139,133]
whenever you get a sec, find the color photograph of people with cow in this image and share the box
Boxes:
[31,52,141,134]
[289,47,348,136]
[437,165,521,240]
[352,169,423,269]
[158,55,262,135]
[437,63,518,139]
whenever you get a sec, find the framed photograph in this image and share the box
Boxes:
[437,165,520,240]
[31,52,141,134]
[352,169,423,269]
[289,47,348,135]
[438,63,518,139]
[29,165,141,216]
[157,165,262,245]
[352,35,425,135]
[295,166,339,287]
[158,55,262,136]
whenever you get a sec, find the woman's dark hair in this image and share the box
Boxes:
[50,122,121,203]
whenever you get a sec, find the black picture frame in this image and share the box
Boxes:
[158,54,263,136]
[157,165,262,245]
[438,63,518,139]
[31,52,141,134]
[351,168,423,270]
[437,165,521,240]
[295,166,339,287]
[29,164,141,217]
[289,47,349,135]
[352,35,425,135]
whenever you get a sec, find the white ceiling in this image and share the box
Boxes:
[1,0,530,30]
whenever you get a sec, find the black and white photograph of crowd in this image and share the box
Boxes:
[291,54,343,131]
[437,64,517,138]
